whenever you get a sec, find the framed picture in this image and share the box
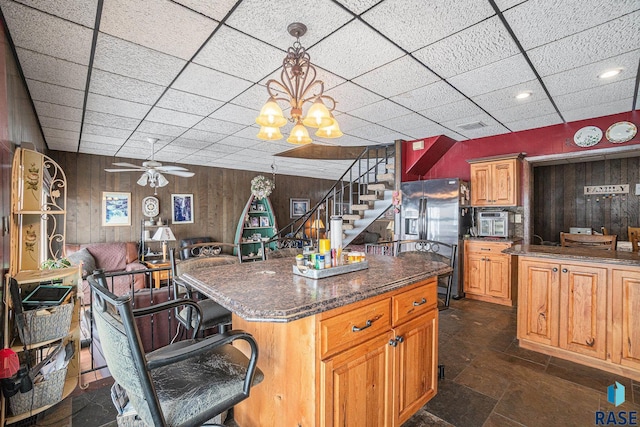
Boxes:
[102,192,131,226]
[260,216,269,227]
[171,194,194,224]
[250,216,259,227]
[290,198,310,218]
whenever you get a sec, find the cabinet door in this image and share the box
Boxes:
[465,252,486,295]
[470,163,491,206]
[319,332,393,427]
[558,264,607,359]
[391,310,437,427]
[517,259,560,346]
[491,160,516,206]
[611,268,640,370]
[486,254,510,299]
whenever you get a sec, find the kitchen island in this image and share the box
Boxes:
[506,244,640,381]
[181,254,451,427]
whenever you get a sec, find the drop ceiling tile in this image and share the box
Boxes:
[503,0,639,50]
[402,123,460,140]
[116,146,154,159]
[378,113,436,134]
[413,17,520,79]
[200,143,244,154]
[89,69,165,104]
[231,125,264,141]
[334,0,380,14]
[100,0,218,60]
[226,0,353,50]
[419,99,487,124]
[83,111,140,130]
[251,141,291,155]
[494,0,524,11]
[440,115,507,139]
[368,132,412,144]
[46,139,77,151]
[9,0,99,27]
[527,11,640,76]
[79,145,118,156]
[447,54,536,98]
[562,98,633,123]
[181,128,227,144]
[39,116,81,132]
[391,80,465,112]
[155,144,198,156]
[16,48,87,90]
[348,100,412,123]
[554,78,635,113]
[194,117,246,134]
[170,137,212,150]
[93,33,186,86]
[208,103,259,125]
[146,107,204,128]
[156,89,224,116]
[348,123,398,140]
[33,101,82,122]
[471,79,546,112]
[43,127,79,141]
[353,56,440,98]
[173,0,236,20]
[229,84,271,110]
[542,50,640,97]
[172,63,253,101]
[503,113,563,132]
[326,82,383,113]
[330,134,372,146]
[26,79,84,108]
[80,133,126,146]
[490,99,558,123]
[194,26,284,82]
[310,20,403,80]
[332,113,369,132]
[362,0,494,52]
[216,136,260,150]
[86,93,152,119]
[260,66,347,93]
[82,123,132,138]
[450,123,510,140]
[137,121,188,137]
[1,1,93,65]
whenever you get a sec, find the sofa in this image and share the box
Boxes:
[65,242,147,304]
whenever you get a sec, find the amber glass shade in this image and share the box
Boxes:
[315,119,343,138]
[256,97,287,127]
[287,122,312,145]
[302,98,333,128]
[257,126,284,140]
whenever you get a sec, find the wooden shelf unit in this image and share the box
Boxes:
[234,195,278,262]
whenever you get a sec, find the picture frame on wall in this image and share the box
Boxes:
[260,216,270,227]
[250,216,259,227]
[290,198,310,218]
[172,194,194,224]
[102,192,131,226]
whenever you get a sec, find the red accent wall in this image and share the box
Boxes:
[407,111,639,181]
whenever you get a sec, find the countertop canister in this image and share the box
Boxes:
[330,216,343,250]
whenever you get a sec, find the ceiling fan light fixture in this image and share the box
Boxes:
[156,173,169,187]
[137,173,149,186]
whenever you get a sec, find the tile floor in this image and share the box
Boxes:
[34,298,639,427]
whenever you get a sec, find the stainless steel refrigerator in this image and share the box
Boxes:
[400,178,471,298]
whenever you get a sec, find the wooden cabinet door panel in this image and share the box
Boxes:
[392,311,437,427]
[486,254,510,299]
[470,163,491,206]
[612,269,640,370]
[465,253,486,295]
[518,259,559,346]
[491,161,515,205]
[559,265,607,359]
[319,332,393,427]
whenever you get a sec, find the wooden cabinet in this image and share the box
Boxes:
[464,241,515,306]
[517,257,638,380]
[468,155,521,207]
[234,195,278,262]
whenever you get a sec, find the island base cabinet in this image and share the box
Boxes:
[517,259,559,347]
[611,268,640,371]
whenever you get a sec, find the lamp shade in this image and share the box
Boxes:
[137,172,149,186]
[287,121,312,145]
[156,173,169,187]
[302,98,333,128]
[315,119,343,138]
[311,219,325,230]
[386,220,395,230]
[256,97,287,127]
[257,126,284,140]
[152,226,176,241]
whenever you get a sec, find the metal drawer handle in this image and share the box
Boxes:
[352,320,372,332]
[413,298,427,306]
[552,268,558,272]
[389,339,398,347]
[562,268,568,273]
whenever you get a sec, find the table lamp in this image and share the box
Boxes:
[311,218,325,245]
[152,226,176,261]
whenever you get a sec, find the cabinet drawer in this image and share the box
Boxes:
[392,279,437,326]
[319,298,391,359]
[466,241,511,254]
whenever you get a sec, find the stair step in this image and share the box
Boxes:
[377,173,394,183]
[351,204,370,211]
[367,183,387,192]
[359,194,380,202]
[342,214,362,221]
[342,223,354,230]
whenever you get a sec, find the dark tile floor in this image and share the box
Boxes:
[34,298,639,426]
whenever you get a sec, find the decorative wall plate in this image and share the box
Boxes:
[606,121,637,143]
[573,126,603,147]
[142,196,159,218]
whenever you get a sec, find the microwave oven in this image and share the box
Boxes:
[478,211,512,237]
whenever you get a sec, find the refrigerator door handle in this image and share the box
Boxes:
[419,198,427,240]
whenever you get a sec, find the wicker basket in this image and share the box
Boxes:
[9,367,67,416]
[20,303,73,345]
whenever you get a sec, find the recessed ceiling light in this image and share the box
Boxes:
[515,92,532,99]
[598,69,622,79]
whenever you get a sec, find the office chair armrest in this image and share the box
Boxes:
[132,299,203,334]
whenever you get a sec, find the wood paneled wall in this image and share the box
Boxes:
[533,157,640,243]
[50,151,335,246]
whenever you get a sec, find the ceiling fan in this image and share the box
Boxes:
[105,138,194,193]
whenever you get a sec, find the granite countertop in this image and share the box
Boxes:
[505,244,640,266]
[181,254,451,323]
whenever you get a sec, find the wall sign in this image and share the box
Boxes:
[583,184,629,195]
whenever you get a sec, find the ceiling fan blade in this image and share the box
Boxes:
[105,168,146,172]
[162,170,195,177]
[157,165,189,172]
[112,162,145,169]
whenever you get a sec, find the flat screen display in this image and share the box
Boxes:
[22,285,73,307]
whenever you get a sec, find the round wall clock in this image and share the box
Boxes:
[142,196,159,218]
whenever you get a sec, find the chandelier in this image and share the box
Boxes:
[256,23,343,145]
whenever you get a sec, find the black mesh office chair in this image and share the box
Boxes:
[88,271,262,426]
